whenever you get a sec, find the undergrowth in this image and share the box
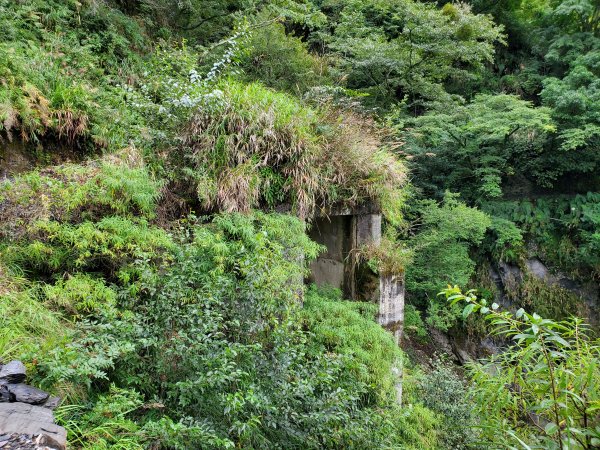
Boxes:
[0,1,450,448]
[303,285,403,404]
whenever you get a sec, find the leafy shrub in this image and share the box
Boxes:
[402,94,554,202]
[303,285,403,404]
[0,0,148,149]
[420,359,479,449]
[29,213,441,449]
[483,194,600,278]
[486,216,525,263]
[0,285,67,360]
[56,385,146,450]
[360,235,413,276]
[7,217,174,278]
[35,309,140,397]
[44,274,117,317]
[0,153,162,240]
[240,21,330,95]
[443,286,600,449]
[507,274,582,321]
[403,304,428,340]
[403,192,490,331]
[325,0,503,107]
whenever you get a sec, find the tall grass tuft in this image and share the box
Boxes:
[182,79,407,220]
[0,284,67,361]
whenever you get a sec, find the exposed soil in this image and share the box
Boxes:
[0,137,89,179]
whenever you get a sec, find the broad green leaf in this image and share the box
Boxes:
[544,422,558,435]
[462,303,476,318]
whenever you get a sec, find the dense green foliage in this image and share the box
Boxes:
[1,0,599,448]
[403,192,491,331]
[443,286,600,449]
[3,206,440,448]
[401,94,554,200]
[419,359,479,449]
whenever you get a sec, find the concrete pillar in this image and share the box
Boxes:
[378,274,405,344]
[350,214,382,300]
[379,273,405,404]
[392,361,403,405]
[307,210,405,404]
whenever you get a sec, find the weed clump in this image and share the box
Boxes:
[0,148,162,240]
[181,80,406,220]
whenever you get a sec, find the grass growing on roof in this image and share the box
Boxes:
[182,79,406,220]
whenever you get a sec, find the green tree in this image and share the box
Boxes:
[403,192,491,330]
[400,94,555,201]
[315,0,503,107]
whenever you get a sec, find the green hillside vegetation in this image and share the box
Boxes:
[1,0,599,448]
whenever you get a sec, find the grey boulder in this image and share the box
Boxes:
[0,363,25,384]
[0,403,66,450]
[6,385,49,405]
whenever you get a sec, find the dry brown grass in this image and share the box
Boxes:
[185,100,320,217]
[182,81,407,221]
[54,110,89,143]
[319,111,406,207]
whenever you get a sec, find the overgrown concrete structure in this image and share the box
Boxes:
[307,205,405,343]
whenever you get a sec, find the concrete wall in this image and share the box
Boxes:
[355,214,382,246]
[307,215,352,295]
[307,213,383,299]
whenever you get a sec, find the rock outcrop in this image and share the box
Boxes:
[0,361,66,450]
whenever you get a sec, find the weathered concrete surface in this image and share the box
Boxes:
[307,215,351,293]
[308,258,345,291]
[351,214,382,301]
[309,212,405,337]
[392,363,403,405]
[378,274,405,343]
[356,214,381,246]
[308,213,384,300]
[0,403,66,450]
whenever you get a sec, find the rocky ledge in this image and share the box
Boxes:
[0,361,66,450]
